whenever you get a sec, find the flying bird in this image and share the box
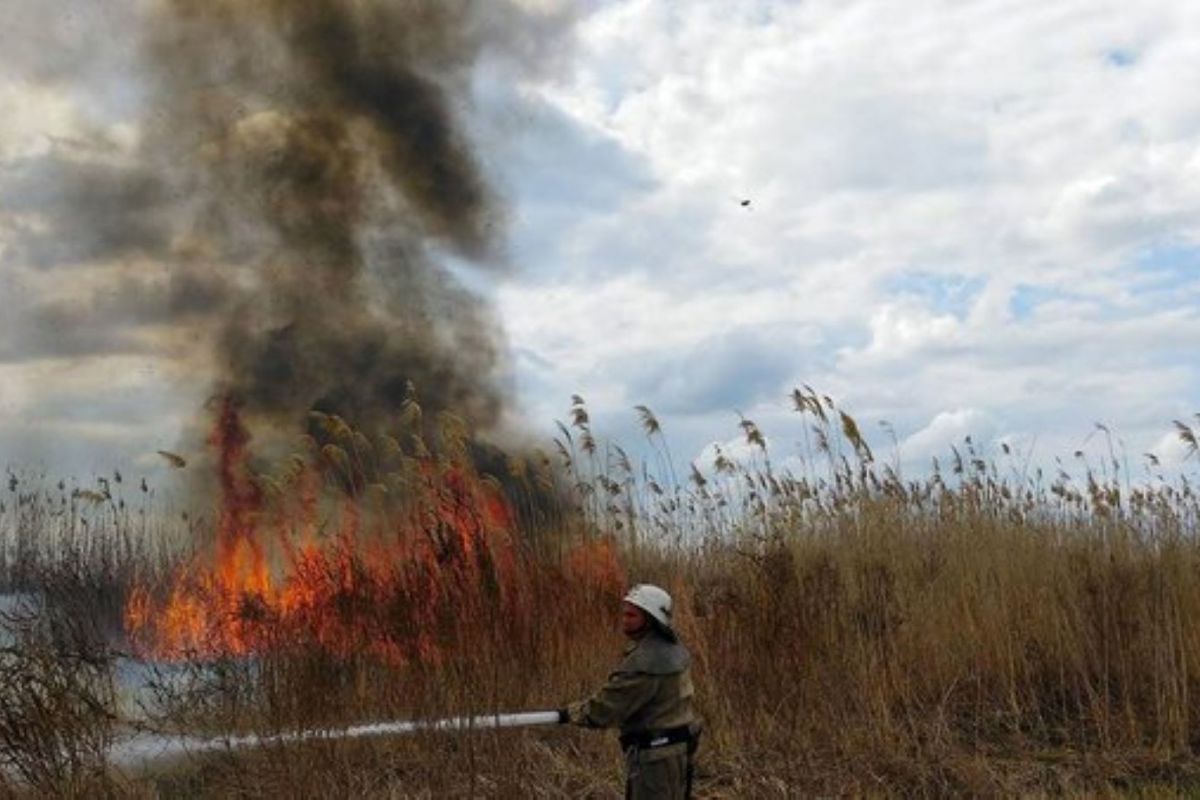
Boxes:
[157,450,188,469]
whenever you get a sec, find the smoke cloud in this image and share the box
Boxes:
[1,0,574,456]
[142,0,553,434]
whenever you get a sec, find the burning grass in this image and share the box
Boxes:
[2,392,1200,796]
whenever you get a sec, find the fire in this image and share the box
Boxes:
[125,398,580,663]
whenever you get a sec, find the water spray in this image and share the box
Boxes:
[111,710,567,769]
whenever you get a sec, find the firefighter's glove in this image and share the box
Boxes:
[564,701,589,726]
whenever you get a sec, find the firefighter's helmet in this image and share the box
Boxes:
[623,584,673,631]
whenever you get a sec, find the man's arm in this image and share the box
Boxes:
[566,669,658,729]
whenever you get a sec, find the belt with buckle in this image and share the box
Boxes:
[619,725,694,750]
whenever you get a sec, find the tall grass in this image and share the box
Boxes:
[0,471,193,620]
[0,472,193,796]
[1,393,1199,796]
[554,390,1200,794]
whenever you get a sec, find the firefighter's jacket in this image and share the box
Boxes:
[567,630,698,737]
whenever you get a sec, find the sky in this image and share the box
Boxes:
[1,0,1199,485]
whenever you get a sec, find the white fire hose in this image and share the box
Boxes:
[110,710,566,769]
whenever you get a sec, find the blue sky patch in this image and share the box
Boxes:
[1010,284,1067,319]
[1131,243,1200,297]
[884,271,985,318]
[625,327,810,416]
[1106,49,1137,68]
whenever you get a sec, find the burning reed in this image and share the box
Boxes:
[125,396,623,668]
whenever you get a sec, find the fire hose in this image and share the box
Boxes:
[110,710,568,768]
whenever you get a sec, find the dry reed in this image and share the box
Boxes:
[1,391,1199,796]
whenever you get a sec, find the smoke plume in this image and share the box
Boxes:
[138,0,544,436]
[0,0,575,467]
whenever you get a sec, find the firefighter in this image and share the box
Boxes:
[559,584,701,799]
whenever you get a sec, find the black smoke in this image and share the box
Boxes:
[141,0,538,433]
[0,0,574,451]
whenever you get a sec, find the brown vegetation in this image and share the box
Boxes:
[1,393,1199,797]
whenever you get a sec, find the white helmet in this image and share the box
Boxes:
[623,584,673,630]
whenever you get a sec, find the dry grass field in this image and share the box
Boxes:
[2,391,1199,797]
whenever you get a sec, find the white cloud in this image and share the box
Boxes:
[492,0,1200,473]
[858,301,963,360]
[4,0,1200,478]
[695,431,772,475]
[0,365,33,416]
[1148,428,1196,470]
[901,408,997,465]
[0,83,80,161]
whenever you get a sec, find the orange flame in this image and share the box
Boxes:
[124,399,578,663]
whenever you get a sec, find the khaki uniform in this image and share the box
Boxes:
[568,631,700,799]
